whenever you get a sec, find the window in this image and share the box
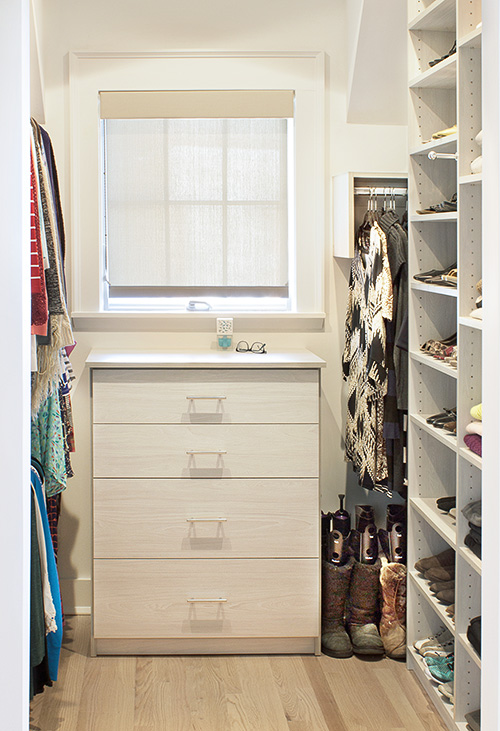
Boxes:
[100,90,294,312]
[102,117,293,311]
[69,52,325,327]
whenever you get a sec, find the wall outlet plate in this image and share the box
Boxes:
[217,318,233,335]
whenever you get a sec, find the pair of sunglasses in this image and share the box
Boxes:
[235,340,267,354]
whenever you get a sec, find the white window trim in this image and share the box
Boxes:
[69,51,326,331]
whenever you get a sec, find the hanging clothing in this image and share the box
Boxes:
[379,210,408,411]
[343,222,393,486]
[31,466,63,682]
[31,391,67,497]
[30,119,74,416]
[379,209,409,496]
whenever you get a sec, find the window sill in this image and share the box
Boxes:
[71,311,326,333]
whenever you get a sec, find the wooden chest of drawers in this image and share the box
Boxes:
[88,350,325,655]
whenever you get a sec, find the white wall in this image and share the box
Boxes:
[39,0,408,611]
[1,0,31,726]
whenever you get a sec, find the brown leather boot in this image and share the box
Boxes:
[321,557,354,658]
[347,558,384,655]
[379,561,406,659]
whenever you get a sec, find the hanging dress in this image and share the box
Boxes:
[342,221,393,486]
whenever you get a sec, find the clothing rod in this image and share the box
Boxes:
[353,187,408,196]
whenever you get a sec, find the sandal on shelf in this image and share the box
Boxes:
[417,193,457,215]
[429,41,457,67]
[426,408,456,425]
[414,263,457,283]
[431,124,457,141]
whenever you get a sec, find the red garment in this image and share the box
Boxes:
[31,149,48,328]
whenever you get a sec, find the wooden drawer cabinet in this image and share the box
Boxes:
[88,350,325,655]
[94,478,319,558]
[93,558,319,639]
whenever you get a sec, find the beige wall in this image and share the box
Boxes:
[39,0,408,611]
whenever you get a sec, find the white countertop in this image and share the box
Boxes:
[86,349,326,369]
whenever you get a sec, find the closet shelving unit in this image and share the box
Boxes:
[407,1,482,729]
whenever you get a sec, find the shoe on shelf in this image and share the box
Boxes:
[414,263,457,283]
[429,579,455,594]
[437,682,455,703]
[416,193,457,215]
[436,588,455,605]
[431,124,457,140]
[448,508,457,519]
[429,41,456,67]
[424,654,454,683]
[422,639,454,658]
[424,565,455,582]
[414,547,455,574]
[445,604,455,620]
[413,626,453,655]
[464,709,480,731]
[436,496,456,513]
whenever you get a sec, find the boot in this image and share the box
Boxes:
[348,558,385,655]
[321,557,354,658]
[379,561,406,659]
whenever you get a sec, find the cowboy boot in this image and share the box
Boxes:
[321,556,355,658]
[379,560,406,659]
[347,558,385,655]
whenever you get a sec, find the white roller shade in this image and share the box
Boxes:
[99,90,295,120]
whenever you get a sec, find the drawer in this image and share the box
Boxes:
[93,423,319,478]
[92,368,319,424]
[93,558,319,639]
[93,478,319,558]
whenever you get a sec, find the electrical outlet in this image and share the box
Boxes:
[217,318,233,335]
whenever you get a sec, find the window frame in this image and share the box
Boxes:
[69,51,326,330]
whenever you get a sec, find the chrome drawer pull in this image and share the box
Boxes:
[186,517,228,522]
[186,450,227,455]
[186,396,227,400]
[187,598,227,603]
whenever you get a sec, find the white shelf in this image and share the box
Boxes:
[409,571,456,634]
[458,546,482,576]
[458,633,481,669]
[410,496,457,546]
[458,316,483,331]
[458,27,482,48]
[410,134,457,157]
[408,0,456,31]
[459,173,482,185]
[458,446,482,470]
[410,414,458,453]
[409,55,457,90]
[410,212,458,222]
[410,350,458,378]
[407,648,456,731]
[411,281,458,297]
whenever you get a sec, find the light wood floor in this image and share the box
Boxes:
[30,616,447,731]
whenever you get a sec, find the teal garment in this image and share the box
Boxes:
[31,391,67,497]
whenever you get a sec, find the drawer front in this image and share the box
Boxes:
[93,478,319,558]
[93,558,319,639]
[92,368,319,424]
[93,424,319,478]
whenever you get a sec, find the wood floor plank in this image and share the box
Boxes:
[29,617,450,731]
[301,656,350,731]
[76,654,136,731]
[30,616,89,731]
[224,657,290,731]
[376,661,448,730]
[269,656,330,730]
